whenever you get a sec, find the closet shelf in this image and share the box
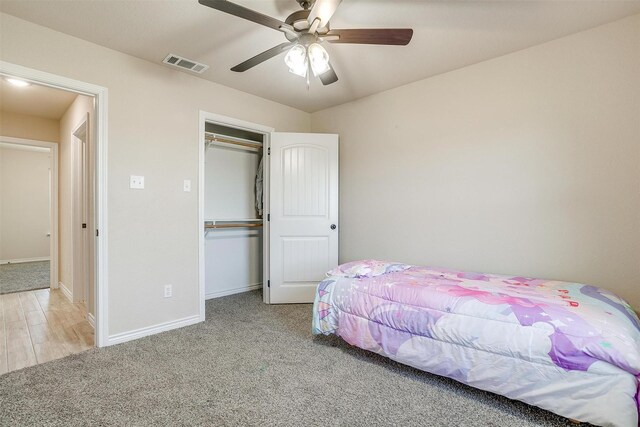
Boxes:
[205,223,263,229]
[205,218,262,223]
[205,132,263,151]
[204,218,263,230]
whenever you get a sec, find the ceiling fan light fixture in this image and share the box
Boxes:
[284,44,308,77]
[199,0,413,86]
[308,43,330,76]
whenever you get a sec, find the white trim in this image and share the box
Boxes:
[0,142,49,152]
[262,134,271,304]
[205,283,262,300]
[87,312,95,329]
[0,136,58,291]
[107,315,200,346]
[59,281,73,303]
[0,61,109,347]
[0,257,50,265]
[198,111,274,322]
[199,113,205,322]
[71,114,90,304]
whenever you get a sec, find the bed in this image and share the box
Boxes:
[312,260,640,427]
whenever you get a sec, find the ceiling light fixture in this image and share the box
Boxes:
[199,0,414,87]
[284,44,309,77]
[308,43,330,76]
[284,42,331,81]
[5,78,31,87]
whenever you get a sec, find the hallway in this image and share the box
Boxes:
[0,288,93,374]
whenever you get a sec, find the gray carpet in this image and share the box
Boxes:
[0,261,50,295]
[0,290,574,426]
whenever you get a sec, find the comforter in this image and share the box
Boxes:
[312,260,640,427]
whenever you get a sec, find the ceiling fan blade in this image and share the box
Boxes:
[325,29,413,45]
[198,0,295,33]
[318,62,338,85]
[231,42,293,72]
[307,0,342,28]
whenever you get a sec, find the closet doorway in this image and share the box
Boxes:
[199,112,274,317]
[198,112,339,315]
[202,120,267,301]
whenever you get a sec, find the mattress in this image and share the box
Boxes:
[312,260,640,427]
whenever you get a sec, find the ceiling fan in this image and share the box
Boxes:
[198,0,413,85]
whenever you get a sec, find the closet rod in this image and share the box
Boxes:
[204,133,263,150]
[205,223,264,229]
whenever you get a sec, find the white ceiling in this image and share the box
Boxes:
[1,0,639,113]
[0,79,78,119]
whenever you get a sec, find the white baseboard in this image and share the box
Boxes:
[0,256,50,265]
[107,314,201,346]
[87,312,95,329]
[205,283,262,300]
[59,282,73,302]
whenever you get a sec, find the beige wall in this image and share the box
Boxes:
[312,14,640,309]
[0,144,51,262]
[58,95,93,311]
[0,12,311,337]
[0,110,59,142]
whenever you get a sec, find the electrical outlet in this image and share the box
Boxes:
[164,284,172,298]
[183,179,191,192]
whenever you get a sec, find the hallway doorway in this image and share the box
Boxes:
[0,66,106,371]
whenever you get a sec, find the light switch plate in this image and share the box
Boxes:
[130,175,144,189]
[183,179,191,192]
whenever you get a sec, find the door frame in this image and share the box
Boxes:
[0,136,58,290]
[198,111,274,320]
[0,60,109,347]
[71,114,90,305]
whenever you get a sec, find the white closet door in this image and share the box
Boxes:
[269,132,339,303]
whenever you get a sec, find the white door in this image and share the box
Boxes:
[268,132,339,303]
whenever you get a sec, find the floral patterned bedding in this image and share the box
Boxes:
[312,260,640,427]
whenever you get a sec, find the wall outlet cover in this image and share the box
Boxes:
[183,179,191,192]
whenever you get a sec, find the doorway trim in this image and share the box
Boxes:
[0,136,58,290]
[71,114,90,306]
[198,111,273,321]
[0,60,109,347]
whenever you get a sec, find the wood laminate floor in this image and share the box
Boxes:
[0,288,94,375]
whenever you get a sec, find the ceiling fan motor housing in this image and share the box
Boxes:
[285,9,330,41]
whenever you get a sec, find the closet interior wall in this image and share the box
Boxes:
[204,122,264,299]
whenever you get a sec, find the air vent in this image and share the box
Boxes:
[162,54,209,74]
